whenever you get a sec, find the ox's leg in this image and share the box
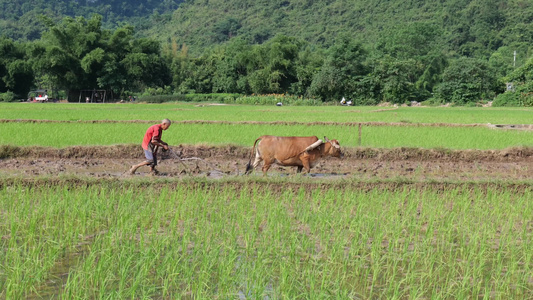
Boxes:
[296,166,303,173]
[301,159,312,173]
[262,163,272,176]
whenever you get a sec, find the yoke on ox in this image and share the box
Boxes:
[245,135,342,175]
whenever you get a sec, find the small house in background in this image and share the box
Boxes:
[506,82,515,92]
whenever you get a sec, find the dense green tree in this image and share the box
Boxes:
[374,22,448,101]
[370,57,420,104]
[1,0,532,105]
[309,34,369,102]
[0,0,182,41]
[247,35,302,94]
[444,0,505,57]
[119,38,171,91]
[376,22,443,61]
[504,56,533,106]
[186,55,217,93]
[171,53,216,94]
[210,38,253,93]
[289,46,324,96]
[212,17,241,43]
[415,54,448,98]
[0,37,34,99]
[489,46,518,80]
[434,57,501,104]
[31,15,170,98]
[31,15,107,91]
[170,56,192,93]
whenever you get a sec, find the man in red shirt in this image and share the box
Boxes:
[129,118,171,175]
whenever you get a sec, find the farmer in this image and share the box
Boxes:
[129,118,172,175]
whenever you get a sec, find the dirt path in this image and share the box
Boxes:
[1,145,531,181]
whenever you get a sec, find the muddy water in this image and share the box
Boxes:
[1,145,532,180]
[1,155,531,182]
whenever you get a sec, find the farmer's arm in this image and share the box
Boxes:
[151,136,169,149]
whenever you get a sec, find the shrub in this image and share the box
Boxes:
[0,91,16,102]
[184,93,240,103]
[138,94,186,103]
[138,93,241,104]
[519,92,533,107]
[132,93,334,106]
[493,92,520,107]
[234,94,321,106]
[434,57,499,105]
[420,97,445,106]
[353,97,379,106]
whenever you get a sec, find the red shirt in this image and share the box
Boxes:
[142,124,163,150]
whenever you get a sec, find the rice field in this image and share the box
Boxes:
[1,102,533,124]
[1,120,532,150]
[1,181,531,299]
[1,101,532,298]
[1,102,532,149]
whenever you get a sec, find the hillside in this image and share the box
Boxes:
[0,0,182,40]
[143,0,532,58]
[1,0,532,105]
[1,0,531,60]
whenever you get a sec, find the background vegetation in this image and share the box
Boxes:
[0,0,531,105]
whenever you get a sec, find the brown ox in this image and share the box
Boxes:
[245,135,342,175]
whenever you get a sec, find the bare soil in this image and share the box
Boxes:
[1,145,531,182]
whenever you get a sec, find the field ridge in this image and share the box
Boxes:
[1,177,532,194]
[2,144,532,162]
[0,118,513,128]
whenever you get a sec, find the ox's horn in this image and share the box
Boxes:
[324,136,330,142]
[304,139,323,152]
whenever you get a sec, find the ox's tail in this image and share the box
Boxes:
[245,137,262,174]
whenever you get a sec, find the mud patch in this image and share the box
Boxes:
[2,144,533,161]
[488,124,533,131]
[0,144,531,182]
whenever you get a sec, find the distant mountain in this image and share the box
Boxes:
[1,0,531,60]
[142,0,532,58]
[0,0,183,40]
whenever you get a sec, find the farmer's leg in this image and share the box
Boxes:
[149,152,158,174]
[129,149,155,174]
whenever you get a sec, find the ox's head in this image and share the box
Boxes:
[324,136,343,158]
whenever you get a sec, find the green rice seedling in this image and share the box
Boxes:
[1,102,533,124]
[1,121,532,149]
[0,181,531,298]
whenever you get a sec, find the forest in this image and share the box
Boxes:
[0,0,531,106]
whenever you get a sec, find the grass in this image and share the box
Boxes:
[1,102,533,124]
[0,180,531,298]
[1,102,531,299]
[0,122,531,149]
